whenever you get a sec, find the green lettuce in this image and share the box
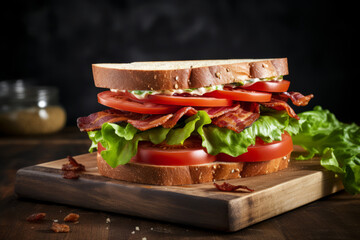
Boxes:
[88,111,211,168]
[87,105,360,194]
[87,108,298,168]
[291,106,360,194]
[199,108,299,157]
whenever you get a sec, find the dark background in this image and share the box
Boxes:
[1,0,356,126]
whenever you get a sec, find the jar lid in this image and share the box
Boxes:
[0,79,59,108]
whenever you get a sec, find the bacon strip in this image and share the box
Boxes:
[273,92,314,106]
[261,98,300,120]
[162,107,197,128]
[211,102,260,133]
[77,109,142,132]
[128,114,174,131]
[197,104,241,118]
[78,101,264,134]
[77,104,245,132]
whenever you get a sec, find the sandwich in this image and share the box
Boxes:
[77,58,313,185]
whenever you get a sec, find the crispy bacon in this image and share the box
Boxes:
[77,109,142,132]
[77,104,246,132]
[26,213,46,222]
[62,156,85,172]
[273,92,314,106]
[214,182,254,192]
[211,102,260,133]
[162,107,197,128]
[261,98,300,120]
[62,156,85,180]
[197,104,241,118]
[128,114,174,131]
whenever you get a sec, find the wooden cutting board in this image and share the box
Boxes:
[14,152,343,232]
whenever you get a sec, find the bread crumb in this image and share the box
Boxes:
[135,226,140,231]
[142,237,147,240]
[64,213,79,222]
[53,219,58,223]
[51,222,70,233]
[131,231,135,234]
[150,227,153,230]
[106,218,111,223]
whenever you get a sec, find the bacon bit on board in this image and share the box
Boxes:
[214,182,254,192]
[62,156,85,172]
[61,156,85,179]
[26,213,46,222]
[64,213,80,222]
[51,222,70,233]
[62,170,80,179]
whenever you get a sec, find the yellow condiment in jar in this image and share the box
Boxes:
[0,80,66,135]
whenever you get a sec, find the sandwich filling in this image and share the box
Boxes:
[78,78,314,168]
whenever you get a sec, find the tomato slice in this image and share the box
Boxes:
[146,94,233,107]
[203,89,271,102]
[240,80,290,93]
[98,91,180,114]
[134,138,215,166]
[97,138,215,166]
[217,132,293,162]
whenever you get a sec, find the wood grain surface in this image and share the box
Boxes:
[15,151,344,232]
[0,127,359,239]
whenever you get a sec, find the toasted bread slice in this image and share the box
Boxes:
[92,58,288,91]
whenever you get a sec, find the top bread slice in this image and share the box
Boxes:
[92,58,288,91]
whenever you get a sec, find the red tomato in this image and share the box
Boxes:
[97,91,180,114]
[146,94,233,107]
[217,132,293,162]
[134,138,216,166]
[240,80,290,92]
[98,138,215,166]
[204,89,271,102]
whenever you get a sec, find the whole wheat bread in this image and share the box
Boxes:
[97,152,290,186]
[92,58,288,91]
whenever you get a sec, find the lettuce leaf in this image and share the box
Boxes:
[291,106,360,194]
[86,105,360,194]
[87,108,298,168]
[199,108,299,157]
[87,111,211,168]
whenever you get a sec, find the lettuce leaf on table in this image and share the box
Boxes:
[291,106,360,194]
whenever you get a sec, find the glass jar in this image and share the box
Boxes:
[0,80,66,135]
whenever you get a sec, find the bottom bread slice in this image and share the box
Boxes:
[97,153,291,186]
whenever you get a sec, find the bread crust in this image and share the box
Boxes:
[96,152,290,186]
[92,58,288,91]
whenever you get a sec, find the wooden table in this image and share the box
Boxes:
[0,127,359,240]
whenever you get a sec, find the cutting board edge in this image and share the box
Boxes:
[14,166,234,231]
[226,170,344,231]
